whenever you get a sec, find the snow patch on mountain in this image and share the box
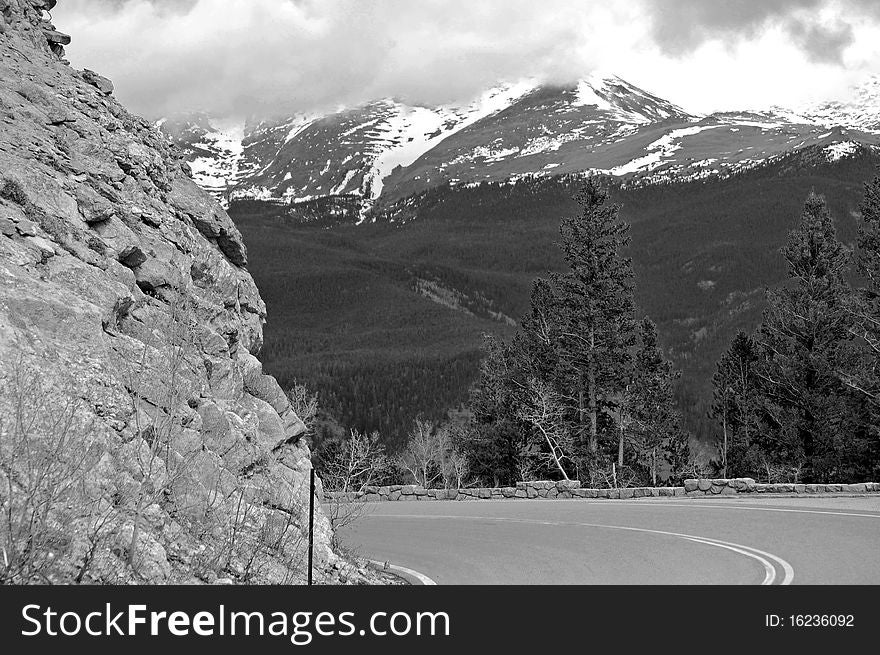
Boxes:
[824,141,860,161]
[609,124,721,176]
[284,113,321,144]
[798,76,880,133]
[363,80,538,199]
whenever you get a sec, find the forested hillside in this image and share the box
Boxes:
[232,146,880,450]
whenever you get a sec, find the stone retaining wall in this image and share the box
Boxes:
[324,478,880,503]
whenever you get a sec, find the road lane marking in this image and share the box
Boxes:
[681,537,776,585]
[376,514,795,585]
[369,559,437,585]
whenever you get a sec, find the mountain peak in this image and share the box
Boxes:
[161,72,880,211]
[795,74,880,133]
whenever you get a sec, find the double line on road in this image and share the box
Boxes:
[383,514,796,585]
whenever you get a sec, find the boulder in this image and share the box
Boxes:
[42,29,71,46]
[82,68,114,95]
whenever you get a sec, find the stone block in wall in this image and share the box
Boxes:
[843,483,868,493]
[658,487,674,497]
[515,489,528,498]
[388,490,401,501]
[697,479,712,492]
[558,491,572,499]
[501,487,516,498]
[794,484,806,494]
[732,478,756,492]
[400,485,416,496]
[527,487,539,498]
[547,488,558,498]
[684,479,699,492]
[556,479,582,491]
[619,488,634,499]
[673,487,686,496]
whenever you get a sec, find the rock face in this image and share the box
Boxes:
[0,1,335,583]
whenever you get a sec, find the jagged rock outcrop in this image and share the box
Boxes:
[0,0,347,584]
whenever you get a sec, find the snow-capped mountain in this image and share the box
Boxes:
[158,113,246,198]
[794,76,880,133]
[160,74,880,211]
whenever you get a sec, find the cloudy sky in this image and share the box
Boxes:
[55,0,880,120]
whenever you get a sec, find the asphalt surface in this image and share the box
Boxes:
[336,496,880,585]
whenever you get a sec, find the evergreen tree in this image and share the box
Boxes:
[465,179,679,484]
[845,173,880,410]
[627,319,689,485]
[754,192,857,481]
[552,180,637,458]
[465,334,528,485]
[711,331,760,477]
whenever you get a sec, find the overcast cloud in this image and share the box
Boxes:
[53,0,880,119]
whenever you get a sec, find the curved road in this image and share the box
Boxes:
[336,496,880,584]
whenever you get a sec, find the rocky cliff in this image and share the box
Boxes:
[0,0,346,584]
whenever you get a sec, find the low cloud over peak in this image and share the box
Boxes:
[54,0,880,119]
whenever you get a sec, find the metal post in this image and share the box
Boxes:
[308,467,315,586]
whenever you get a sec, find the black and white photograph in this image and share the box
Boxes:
[0,0,879,650]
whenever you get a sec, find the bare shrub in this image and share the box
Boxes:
[516,378,575,480]
[287,382,319,431]
[0,361,106,584]
[119,295,206,577]
[317,429,390,550]
[396,420,447,488]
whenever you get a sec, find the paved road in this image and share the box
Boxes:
[336,496,880,584]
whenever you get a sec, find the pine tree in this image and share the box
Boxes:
[628,319,689,485]
[754,192,856,481]
[845,174,880,409]
[465,335,528,485]
[552,180,637,458]
[711,331,760,477]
